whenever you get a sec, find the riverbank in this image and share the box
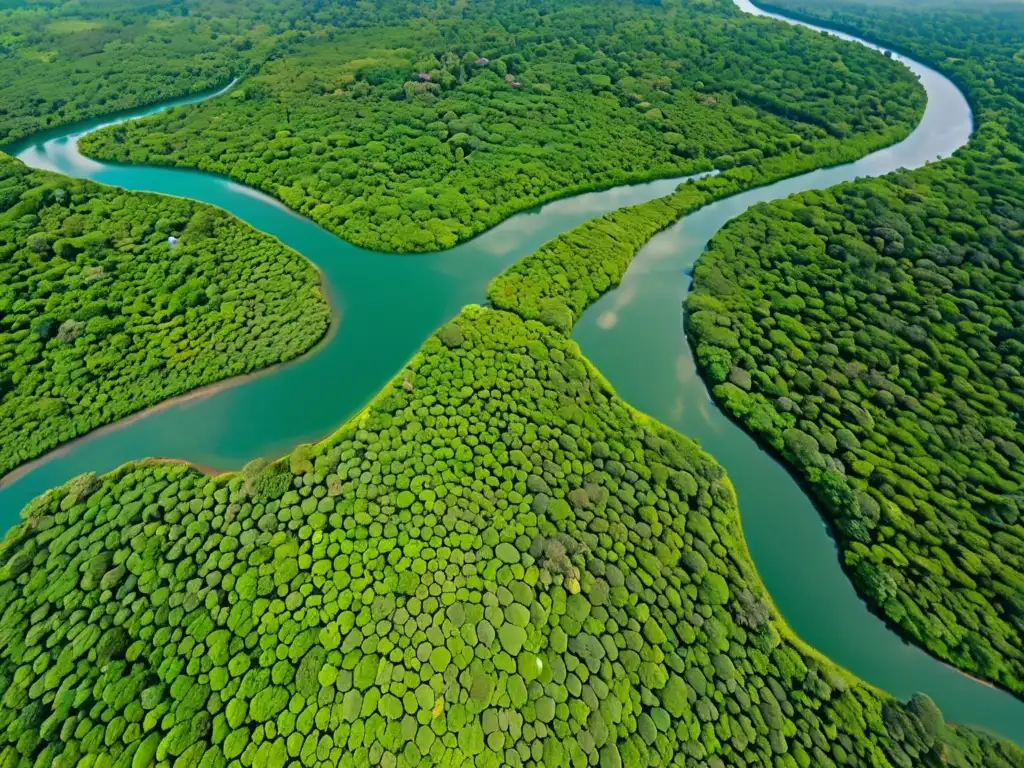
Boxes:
[681,333,1018,701]
[571,0,1024,744]
[0,2,922,495]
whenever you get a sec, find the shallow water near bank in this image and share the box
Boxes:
[4,0,1023,745]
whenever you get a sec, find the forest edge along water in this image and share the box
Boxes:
[575,0,1024,745]
[4,0,1023,747]
[1,112,716,502]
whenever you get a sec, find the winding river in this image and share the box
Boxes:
[3,0,1022,745]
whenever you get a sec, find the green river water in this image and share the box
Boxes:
[4,0,1023,745]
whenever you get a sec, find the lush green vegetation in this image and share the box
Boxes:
[4,0,1022,763]
[0,152,329,479]
[78,0,924,252]
[2,38,1020,754]
[0,0,255,145]
[3,271,1022,765]
[485,107,934,333]
[688,0,1024,697]
[0,0,427,145]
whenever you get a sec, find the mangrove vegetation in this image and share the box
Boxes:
[2,277,1022,765]
[79,0,924,252]
[1,0,1022,764]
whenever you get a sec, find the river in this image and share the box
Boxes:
[3,0,1022,745]
[2,107,710,512]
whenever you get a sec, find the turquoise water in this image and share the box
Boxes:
[4,0,1022,745]
[3,111,709,515]
[576,0,1023,743]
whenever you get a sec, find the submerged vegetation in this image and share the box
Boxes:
[0,153,329,479]
[79,0,923,251]
[689,0,1024,697]
[2,253,1022,765]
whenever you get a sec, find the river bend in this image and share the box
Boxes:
[4,0,1021,744]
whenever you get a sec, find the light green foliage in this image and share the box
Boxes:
[0,3,1017,766]
[689,0,1024,699]
[488,197,690,325]
[1,300,1018,766]
[0,154,329,477]
[79,0,922,252]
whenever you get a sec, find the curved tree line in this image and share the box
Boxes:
[0,0,1020,764]
[1,218,1021,765]
[0,0,417,146]
[78,0,924,252]
[0,0,927,484]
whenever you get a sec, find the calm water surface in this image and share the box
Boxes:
[3,104,708,513]
[4,0,1022,745]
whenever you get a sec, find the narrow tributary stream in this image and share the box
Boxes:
[4,0,1022,745]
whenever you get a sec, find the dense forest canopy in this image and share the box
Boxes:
[76,0,924,251]
[688,0,1024,697]
[0,0,1022,763]
[0,0,930,483]
[1,223,1022,765]
[0,0,449,143]
[0,0,252,143]
[0,153,329,479]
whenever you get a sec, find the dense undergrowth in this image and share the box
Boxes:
[688,0,1024,697]
[2,286,1022,766]
[78,0,923,252]
[0,153,329,479]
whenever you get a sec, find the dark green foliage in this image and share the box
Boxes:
[79,0,923,252]
[0,153,329,477]
[438,322,465,349]
[689,0,1024,697]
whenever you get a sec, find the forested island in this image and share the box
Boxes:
[78,0,923,251]
[0,0,929,487]
[0,154,329,479]
[0,0,925,477]
[688,0,1024,696]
